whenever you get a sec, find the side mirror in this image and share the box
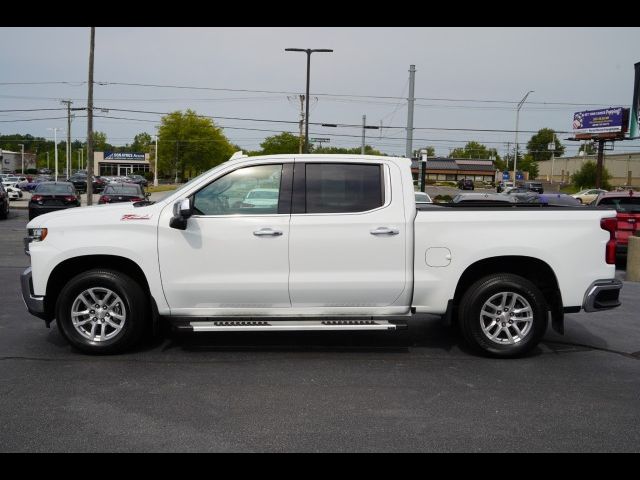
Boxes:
[169,198,193,230]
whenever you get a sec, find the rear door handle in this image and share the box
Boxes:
[370,227,399,236]
[253,228,283,237]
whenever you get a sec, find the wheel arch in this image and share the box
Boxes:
[45,255,154,320]
[451,255,564,334]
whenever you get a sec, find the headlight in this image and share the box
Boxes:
[27,228,48,242]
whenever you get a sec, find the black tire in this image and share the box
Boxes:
[56,269,149,354]
[457,273,548,358]
[577,198,583,204]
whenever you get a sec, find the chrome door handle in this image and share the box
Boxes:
[370,227,399,235]
[253,228,283,237]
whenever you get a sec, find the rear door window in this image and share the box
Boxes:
[304,163,384,214]
[598,197,640,212]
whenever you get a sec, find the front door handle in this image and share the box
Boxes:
[253,228,283,237]
[370,227,399,236]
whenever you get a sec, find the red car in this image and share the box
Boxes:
[594,190,640,259]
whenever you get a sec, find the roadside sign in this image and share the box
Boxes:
[310,138,330,143]
[502,171,510,180]
[515,171,524,180]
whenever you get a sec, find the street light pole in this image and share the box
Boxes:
[18,144,24,174]
[513,90,534,184]
[285,48,333,154]
[47,128,61,181]
[154,133,159,187]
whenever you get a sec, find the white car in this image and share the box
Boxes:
[2,176,28,189]
[415,191,432,204]
[243,188,279,208]
[22,153,621,358]
[572,189,607,205]
[5,185,22,200]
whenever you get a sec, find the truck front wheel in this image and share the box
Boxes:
[56,269,148,354]
[458,273,548,358]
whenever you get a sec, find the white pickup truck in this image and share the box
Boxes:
[21,153,623,357]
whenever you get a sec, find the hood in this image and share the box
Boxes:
[26,201,161,229]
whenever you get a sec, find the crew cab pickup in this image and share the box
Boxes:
[21,153,623,357]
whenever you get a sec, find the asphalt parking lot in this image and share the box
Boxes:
[1,208,639,452]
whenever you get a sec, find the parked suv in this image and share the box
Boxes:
[524,181,544,194]
[457,179,474,190]
[593,190,640,260]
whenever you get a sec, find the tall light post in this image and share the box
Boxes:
[513,90,534,184]
[154,132,159,187]
[285,48,333,154]
[47,128,62,181]
[18,144,24,174]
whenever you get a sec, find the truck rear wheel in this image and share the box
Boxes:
[458,273,548,358]
[55,269,148,354]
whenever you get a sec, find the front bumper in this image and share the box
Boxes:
[20,267,51,322]
[582,279,623,312]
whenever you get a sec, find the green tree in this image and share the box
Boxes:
[92,131,112,152]
[258,132,301,155]
[518,153,539,179]
[571,160,612,190]
[157,110,235,181]
[578,142,596,155]
[448,141,499,161]
[312,145,386,156]
[131,132,153,152]
[526,128,565,162]
[415,146,436,157]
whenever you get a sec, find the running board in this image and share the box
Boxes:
[176,319,402,333]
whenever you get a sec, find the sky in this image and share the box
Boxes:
[1,27,639,158]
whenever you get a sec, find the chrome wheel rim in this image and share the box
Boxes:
[70,287,126,342]
[480,291,533,345]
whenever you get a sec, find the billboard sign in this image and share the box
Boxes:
[572,107,628,135]
[104,152,146,161]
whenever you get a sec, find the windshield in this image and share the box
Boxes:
[598,197,640,212]
[35,183,75,194]
[104,184,142,195]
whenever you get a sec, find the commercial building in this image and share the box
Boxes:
[411,157,496,183]
[93,151,151,177]
[0,149,37,173]
[536,152,640,187]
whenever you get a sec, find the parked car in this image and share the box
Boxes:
[593,190,640,260]
[99,183,148,204]
[457,178,474,190]
[538,193,582,206]
[2,176,28,190]
[28,182,80,220]
[0,183,9,220]
[572,189,607,205]
[23,176,54,192]
[524,182,544,194]
[415,192,432,205]
[496,181,514,193]
[126,174,149,187]
[21,153,621,357]
[67,174,106,193]
[5,185,23,200]
[242,188,279,208]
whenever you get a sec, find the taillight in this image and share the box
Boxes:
[600,217,617,265]
[64,195,76,202]
[31,195,42,202]
[130,197,144,202]
[99,195,110,203]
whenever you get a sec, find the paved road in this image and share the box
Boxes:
[1,209,639,452]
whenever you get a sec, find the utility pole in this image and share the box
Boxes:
[405,65,416,159]
[298,94,305,154]
[86,27,95,206]
[596,139,605,189]
[61,99,72,178]
[46,152,49,170]
[174,141,179,184]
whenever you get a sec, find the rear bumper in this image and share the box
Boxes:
[20,267,51,321]
[582,279,623,312]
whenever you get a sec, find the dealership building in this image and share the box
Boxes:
[93,151,151,177]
